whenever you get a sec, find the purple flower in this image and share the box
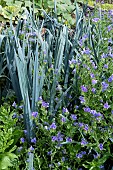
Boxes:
[91,88,96,93]
[66,137,72,143]
[82,48,91,55]
[32,111,38,117]
[20,137,25,143]
[111,110,113,114]
[51,136,57,142]
[108,74,113,82]
[101,81,109,92]
[62,157,65,162]
[19,105,23,109]
[78,122,84,127]
[69,58,76,65]
[76,153,83,158]
[81,138,88,146]
[47,151,52,155]
[49,164,54,168]
[100,165,104,169]
[92,79,97,85]
[24,130,27,134]
[99,143,103,150]
[72,68,76,74]
[71,114,77,120]
[103,64,108,69]
[38,96,42,101]
[90,73,95,78]
[84,124,89,131]
[29,146,34,151]
[31,137,36,144]
[12,101,17,108]
[57,162,61,166]
[84,107,91,112]
[81,85,88,92]
[81,151,86,155]
[101,53,107,59]
[57,132,63,142]
[62,107,68,113]
[107,25,112,31]
[79,96,85,103]
[90,110,97,116]
[42,101,49,108]
[50,122,57,129]
[61,117,66,122]
[92,18,100,22]
[12,113,17,119]
[18,146,23,152]
[93,153,100,159]
[104,102,110,109]
[67,168,72,170]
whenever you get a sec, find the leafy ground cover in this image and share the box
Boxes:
[0,1,113,170]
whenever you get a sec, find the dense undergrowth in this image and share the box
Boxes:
[0,0,113,170]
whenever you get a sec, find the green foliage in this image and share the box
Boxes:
[0,104,22,169]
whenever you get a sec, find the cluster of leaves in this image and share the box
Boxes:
[0,103,23,169]
[0,0,76,27]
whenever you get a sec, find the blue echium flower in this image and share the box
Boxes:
[57,132,63,142]
[51,136,57,142]
[101,81,109,92]
[38,96,42,101]
[24,130,27,135]
[62,107,69,113]
[104,102,110,109]
[50,122,57,129]
[76,153,83,158]
[81,85,88,92]
[101,53,107,59]
[32,111,38,118]
[72,68,76,74]
[18,146,23,152]
[69,58,76,65]
[99,143,103,150]
[57,162,61,166]
[31,137,36,144]
[100,165,104,169]
[103,64,108,69]
[92,18,100,22]
[42,101,49,108]
[20,137,25,143]
[92,79,97,85]
[84,107,91,113]
[47,150,52,155]
[51,132,63,142]
[108,74,113,82]
[12,113,17,119]
[90,73,95,78]
[79,96,85,103]
[61,117,66,122]
[66,137,72,143]
[62,157,65,162]
[81,138,88,146]
[82,48,91,55]
[67,168,72,170]
[91,88,96,93]
[78,122,84,127]
[84,124,89,131]
[71,114,77,120]
[29,146,34,151]
[12,101,17,108]
[93,152,100,159]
